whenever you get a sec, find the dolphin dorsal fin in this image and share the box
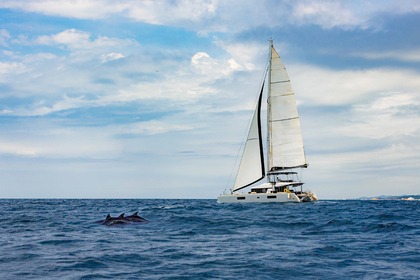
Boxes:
[118,213,125,218]
[106,214,111,219]
[133,211,138,216]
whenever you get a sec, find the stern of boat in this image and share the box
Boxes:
[297,191,318,202]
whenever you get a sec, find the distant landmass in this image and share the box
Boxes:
[359,195,420,200]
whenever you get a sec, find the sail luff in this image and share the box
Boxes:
[232,83,265,192]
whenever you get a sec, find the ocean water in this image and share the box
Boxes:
[0,199,419,279]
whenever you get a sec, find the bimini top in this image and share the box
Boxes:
[267,171,298,175]
[275,182,304,187]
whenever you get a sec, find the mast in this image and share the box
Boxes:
[267,39,273,179]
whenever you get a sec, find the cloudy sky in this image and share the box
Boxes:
[1,0,419,199]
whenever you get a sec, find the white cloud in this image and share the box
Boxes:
[0,61,27,76]
[292,1,368,29]
[0,29,10,46]
[126,0,216,25]
[215,41,261,70]
[120,120,192,136]
[338,92,420,139]
[191,51,251,77]
[0,0,128,19]
[0,142,38,156]
[34,29,130,50]
[354,49,420,63]
[101,52,125,63]
[2,0,420,32]
[289,65,420,106]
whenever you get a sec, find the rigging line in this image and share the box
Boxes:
[225,99,257,190]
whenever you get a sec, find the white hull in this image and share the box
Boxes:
[217,192,301,203]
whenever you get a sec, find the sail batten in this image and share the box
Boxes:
[271,80,290,84]
[271,117,299,122]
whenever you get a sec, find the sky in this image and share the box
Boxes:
[0,0,419,199]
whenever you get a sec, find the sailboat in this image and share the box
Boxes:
[217,40,317,203]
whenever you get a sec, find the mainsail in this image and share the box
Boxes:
[232,84,265,192]
[268,45,307,170]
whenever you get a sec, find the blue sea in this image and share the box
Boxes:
[0,199,419,279]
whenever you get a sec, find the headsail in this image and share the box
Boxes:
[232,83,265,192]
[268,44,307,170]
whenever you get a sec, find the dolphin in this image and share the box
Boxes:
[97,212,148,226]
[102,213,130,226]
[125,211,148,223]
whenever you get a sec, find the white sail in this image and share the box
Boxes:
[268,46,307,170]
[232,85,265,192]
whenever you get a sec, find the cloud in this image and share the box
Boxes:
[126,0,216,25]
[1,43,249,117]
[338,93,420,140]
[34,29,131,50]
[5,95,87,116]
[289,65,420,106]
[0,123,121,159]
[0,0,128,19]
[0,29,10,46]
[2,0,420,32]
[191,51,252,77]
[0,61,27,76]
[215,41,261,70]
[292,1,369,29]
[101,52,125,63]
[119,120,192,136]
[353,49,420,63]
[0,117,194,159]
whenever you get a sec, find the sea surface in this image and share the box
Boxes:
[0,199,419,279]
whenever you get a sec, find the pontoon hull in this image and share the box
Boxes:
[217,192,301,203]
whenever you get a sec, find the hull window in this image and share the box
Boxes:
[267,195,277,199]
[237,197,246,200]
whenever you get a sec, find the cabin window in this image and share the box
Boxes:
[267,195,277,199]
[237,197,246,200]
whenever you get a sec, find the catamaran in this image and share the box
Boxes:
[217,40,317,203]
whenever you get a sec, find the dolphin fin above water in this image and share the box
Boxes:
[97,211,148,226]
[125,211,148,222]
